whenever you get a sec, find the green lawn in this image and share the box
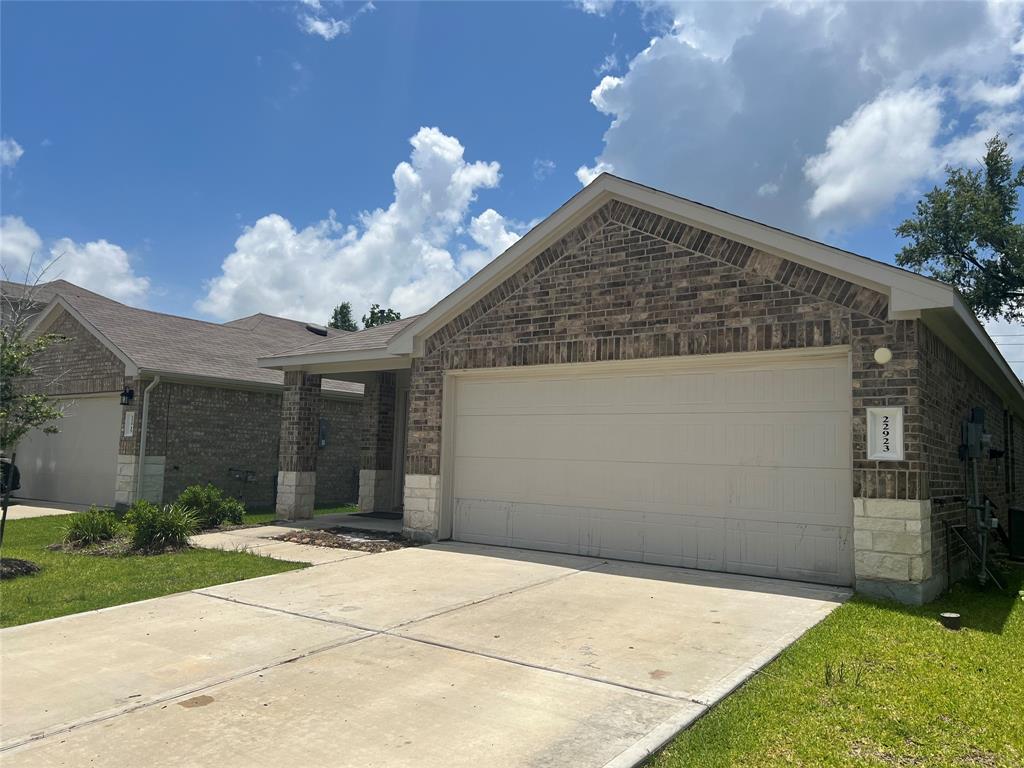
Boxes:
[652,564,1024,768]
[240,502,359,526]
[0,515,304,628]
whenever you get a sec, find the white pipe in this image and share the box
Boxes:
[135,375,161,502]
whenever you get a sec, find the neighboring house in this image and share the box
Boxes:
[261,174,1024,604]
[10,281,362,509]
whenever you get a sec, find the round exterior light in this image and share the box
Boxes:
[873,347,893,365]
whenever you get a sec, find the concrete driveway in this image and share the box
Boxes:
[1,542,847,767]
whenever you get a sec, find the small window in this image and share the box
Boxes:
[318,417,329,449]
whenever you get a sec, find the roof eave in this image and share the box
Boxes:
[258,347,411,374]
[134,368,363,400]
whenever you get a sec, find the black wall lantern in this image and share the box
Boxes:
[119,385,135,406]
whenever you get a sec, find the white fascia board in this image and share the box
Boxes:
[386,174,956,358]
[258,346,411,372]
[134,369,363,400]
[29,296,139,377]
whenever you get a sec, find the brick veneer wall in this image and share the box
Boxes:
[25,309,126,396]
[407,199,920,499]
[278,371,322,474]
[361,372,396,471]
[143,379,360,508]
[917,323,1021,579]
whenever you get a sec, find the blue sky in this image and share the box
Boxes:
[2,1,1023,359]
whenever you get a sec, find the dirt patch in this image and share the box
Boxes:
[48,536,188,558]
[849,739,923,766]
[178,695,215,709]
[0,557,41,580]
[274,527,415,554]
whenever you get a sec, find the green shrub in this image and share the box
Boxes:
[175,484,246,528]
[62,507,119,547]
[124,501,197,551]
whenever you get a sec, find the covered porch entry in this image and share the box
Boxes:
[259,319,424,537]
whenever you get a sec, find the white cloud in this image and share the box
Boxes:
[459,209,522,275]
[297,1,373,41]
[577,0,615,17]
[0,215,150,304]
[533,158,556,181]
[804,88,944,221]
[576,2,1024,235]
[595,53,620,76]
[576,161,614,186]
[197,127,514,322]
[968,71,1024,108]
[1,137,24,168]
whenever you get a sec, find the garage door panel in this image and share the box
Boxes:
[451,355,853,586]
[453,499,511,545]
[16,396,120,507]
[511,503,584,555]
[456,364,845,417]
[455,412,849,469]
[457,457,848,529]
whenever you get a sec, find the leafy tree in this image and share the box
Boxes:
[896,134,1024,321]
[1,267,68,550]
[327,301,358,331]
[362,304,401,329]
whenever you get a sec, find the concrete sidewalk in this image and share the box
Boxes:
[2,500,87,520]
[1,542,848,767]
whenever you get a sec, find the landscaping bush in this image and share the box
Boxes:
[62,507,120,547]
[124,501,197,551]
[175,484,246,528]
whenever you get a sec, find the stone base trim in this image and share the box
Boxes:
[114,454,138,507]
[856,574,944,606]
[276,470,316,520]
[403,474,440,540]
[358,469,393,514]
[114,454,165,506]
[853,498,932,597]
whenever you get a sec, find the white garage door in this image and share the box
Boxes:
[450,353,853,585]
[15,395,121,507]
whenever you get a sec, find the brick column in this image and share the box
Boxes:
[276,371,321,520]
[358,372,396,513]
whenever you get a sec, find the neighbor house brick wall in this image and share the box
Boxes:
[25,309,126,396]
[917,322,1020,582]
[137,379,360,508]
[406,200,918,500]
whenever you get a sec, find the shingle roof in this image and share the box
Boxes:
[28,283,361,396]
[267,315,420,358]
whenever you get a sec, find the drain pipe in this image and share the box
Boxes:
[135,375,161,502]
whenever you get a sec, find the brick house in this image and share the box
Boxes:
[14,281,362,509]
[261,174,1024,604]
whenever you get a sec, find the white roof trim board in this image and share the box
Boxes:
[256,173,1024,413]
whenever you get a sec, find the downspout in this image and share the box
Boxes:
[135,375,161,502]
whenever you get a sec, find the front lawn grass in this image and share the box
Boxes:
[0,515,304,628]
[652,564,1024,768]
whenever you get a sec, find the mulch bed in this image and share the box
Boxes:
[274,526,415,554]
[0,557,41,580]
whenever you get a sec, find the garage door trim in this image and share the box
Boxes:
[438,345,852,545]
